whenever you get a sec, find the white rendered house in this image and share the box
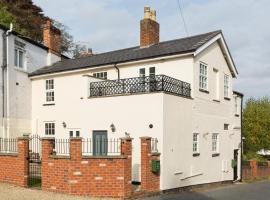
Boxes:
[30,7,243,190]
[0,21,64,138]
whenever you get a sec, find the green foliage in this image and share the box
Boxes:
[243,97,270,158]
[0,0,76,55]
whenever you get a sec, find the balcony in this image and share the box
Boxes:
[89,75,191,98]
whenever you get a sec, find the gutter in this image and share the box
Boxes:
[114,63,120,80]
[240,93,244,182]
[1,31,6,122]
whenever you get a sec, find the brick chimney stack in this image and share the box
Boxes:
[140,6,159,47]
[43,19,62,55]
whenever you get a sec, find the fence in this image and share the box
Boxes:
[151,138,158,153]
[54,138,122,156]
[89,75,191,98]
[242,160,270,180]
[82,138,121,156]
[54,139,70,155]
[0,138,18,153]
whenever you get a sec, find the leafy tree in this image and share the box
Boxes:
[243,97,270,159]
[0,0,76,55]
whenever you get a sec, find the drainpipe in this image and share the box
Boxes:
[240,94,244,182]
[1,32,6,138]
[5,24,13,139]
[114,63,120,80]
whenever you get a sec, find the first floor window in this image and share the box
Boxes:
[46,79,54,102]
[45,122,55,135]
[224,74,229,98]
[199,62,208,90]
[14,47,25,68]
[93,72,107,79]
[212,133,219,153]
[193,133,199,153]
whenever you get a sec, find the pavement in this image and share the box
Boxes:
[144,181,270,200]
[0,181,269,200]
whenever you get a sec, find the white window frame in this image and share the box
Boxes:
[224,74,229,98]
[199,62,208,91]
[68,129,81,138]
[45,79,54,103]
[234,96,239,115]
[192,133,199,153]
[93,72,107,79]
[45,122,55,136]
[212,133,219,153]
[14,47,25,69]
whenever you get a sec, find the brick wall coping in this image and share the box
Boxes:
[49,155,70,159]
[70,137,83,140]
[82,155,128,159]
[17,136,29,140]
[119,137,133,141]
[41,137,55,140]
[151,152,161,156]
[0,153,18,157]
[140,136,152,140]
[48,155,128,160]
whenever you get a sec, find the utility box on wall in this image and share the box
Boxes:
[151,159,160,173]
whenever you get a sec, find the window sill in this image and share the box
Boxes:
[213,99,220,103]
[199,89,209,94]
[193,153,200,157]
[43,103,55,106]
[224,97,231,101]
[235,114,240,117]
[212,153,220,157]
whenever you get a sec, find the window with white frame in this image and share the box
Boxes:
[224,74,229,98]
[14,47,25,68]
[46,79,54,102]
[45,122,55,135]
[69,129,80,137]
[212,133,219,153]
[199,63,208,90]
[93,72,107,79]
[234,96,239,115]
[193,133,199,153]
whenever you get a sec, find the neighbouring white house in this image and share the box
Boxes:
[0,21,66,138]
[29,7,243,190]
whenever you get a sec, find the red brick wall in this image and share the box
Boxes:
[140,137,160,192]
[43,19,61,55]
[140,18,159,47]
[0,137,29,187]
[41,137,132,198]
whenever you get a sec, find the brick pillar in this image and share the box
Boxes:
[70,138,82,161]
[17,136,29,187]
[120,137,133,197]
[140,137,160,192]
[41,137,55,191]
[267,161,270,176]
[250,160,257,179]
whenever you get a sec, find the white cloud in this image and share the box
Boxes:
[33,0,270,99]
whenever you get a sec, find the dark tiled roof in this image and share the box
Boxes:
[29,30,222,77]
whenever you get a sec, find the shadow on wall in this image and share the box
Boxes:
[145,192,215,200]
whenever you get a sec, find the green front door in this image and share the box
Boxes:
[93,130,108,156]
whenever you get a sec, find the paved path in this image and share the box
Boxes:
[0,181,269,200]
[0,183,115,200]
[145,181,270,200]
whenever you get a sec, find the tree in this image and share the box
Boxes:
[243,97,270,159]
[0,0,75,55]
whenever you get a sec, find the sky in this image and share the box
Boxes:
[33,0,270,99]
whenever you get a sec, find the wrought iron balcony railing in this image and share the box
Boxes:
[89,75,191,98]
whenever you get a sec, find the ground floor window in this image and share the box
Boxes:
[45,122,55,135]
[69,129,80,137]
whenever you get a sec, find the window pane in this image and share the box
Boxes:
[19,50,23,68]
[14,49,18,66]
[76,131,80,137]
[69,131,73,137]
